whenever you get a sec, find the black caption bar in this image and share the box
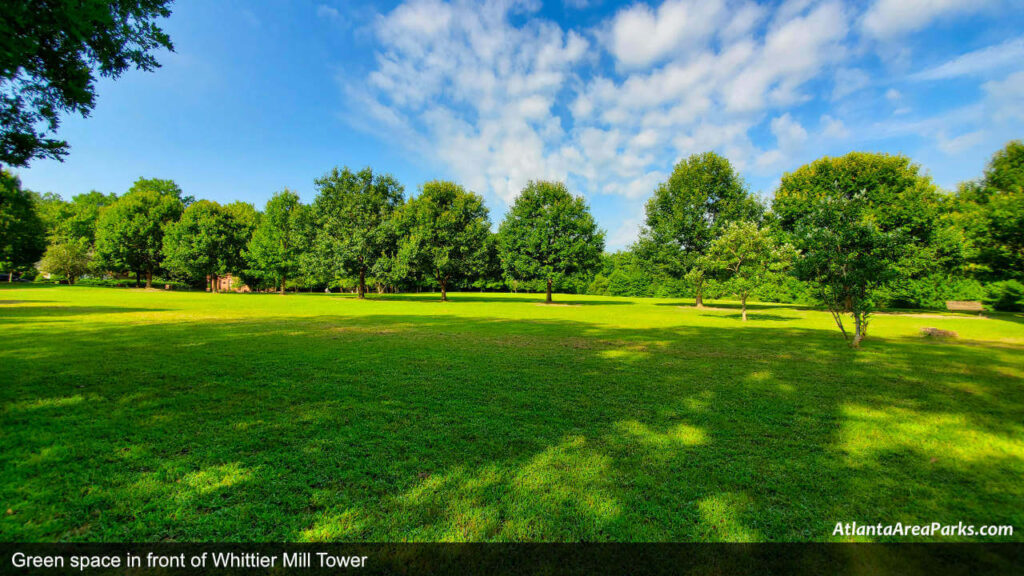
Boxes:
[1,543,1021,576]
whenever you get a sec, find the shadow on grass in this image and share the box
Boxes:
[0,305,166,322]
[0,311,1021,545]
[702,313,798,322]
[335,293,636,306]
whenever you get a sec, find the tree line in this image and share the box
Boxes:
[1,141,1022,346]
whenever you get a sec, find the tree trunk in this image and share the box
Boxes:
[357,269,366,299]
[546,278,553,303]
[145,270,153,289]
[741,294,747,322]
[440,278,448,302]
[280,275,286,295]
[851,313,864,348]
[7,272,12,282]
[135,271,141,288]
[68,275,75,285]
[695,281,704,308]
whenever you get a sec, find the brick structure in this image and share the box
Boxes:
[206,274,251,293]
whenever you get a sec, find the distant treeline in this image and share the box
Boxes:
[2,141,1023,322]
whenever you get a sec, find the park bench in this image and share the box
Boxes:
[945,301,984,315]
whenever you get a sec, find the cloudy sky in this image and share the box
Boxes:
[15,0,1024,249]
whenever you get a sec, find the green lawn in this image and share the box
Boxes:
[1,286,1022,542]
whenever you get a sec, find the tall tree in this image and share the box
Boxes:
[94,184,182,287]
[773,153,932,346]
[953,141,1024,281]
[698,222,796,322]
[636,152,763,307]
[310,167,404,299]
[498,180,604,303]
[42,190,118,246]
[0,170,46,280]
[246,190,304,294]
[0,1,174,167]
[395,180,491,301]
[162,200,252,291]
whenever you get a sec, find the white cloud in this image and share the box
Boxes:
[862,0,998,39]
[347,0,1018,220]
[938,130,985,154]
[984,70,1024,122]
[913,37,1024,81]
[821,114,849,138]
[607,0,728,69]
[316,4,341,20]
[832,67,870,100]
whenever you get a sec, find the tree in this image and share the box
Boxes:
[162,200,252,291]
[0,170,46,280]
[40,190,118,246]
[953,141,1024,281]
[698,222,796,321]
[636,152,763,307]
[773,153,926,346]
[396,181,491,301]
[310,167,404,299]
[498,180,604,303]
[0,1,174,167]
[38,238,91,284]
[246,190,304,294]
[94,185,182,288]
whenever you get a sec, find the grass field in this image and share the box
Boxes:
[1,286,1022,542]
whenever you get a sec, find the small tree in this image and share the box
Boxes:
[0,170,46,280]
[699,222,796,321]
[793,193,903,347]
[396,181,491,301]
[247,190,304,294]
[94,186,182,287]
[38,238,91,284]
[310,167,404,299]
[498,180,604,303]
[775,152,935,346]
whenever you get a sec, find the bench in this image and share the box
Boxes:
[945,301,984,314]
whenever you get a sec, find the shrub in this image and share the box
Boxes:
[984,280,1024,312]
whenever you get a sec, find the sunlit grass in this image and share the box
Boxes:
[1,286,1022,542]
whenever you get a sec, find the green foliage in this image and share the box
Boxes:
[93,182,183,287]
[636,152,763,305]
[393,181,491,300]
[699,222,796,320]
[161,200,252,288]
[984,280,1024,312]
[309,167,404,298]
[246,190,304,293]
[953,141,1024,281]
[498,180,604,303]
[0,170,46,277]
[38,238,91,284]
[0,1,174,166]
[775,152,942,346]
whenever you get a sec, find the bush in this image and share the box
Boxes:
[984,280,1024,312]
[880,275,987,310]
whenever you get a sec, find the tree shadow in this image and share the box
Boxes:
[1,311,1021,545]
[702,313,797,322]
[0,305,166,322]
[338,293,635,306]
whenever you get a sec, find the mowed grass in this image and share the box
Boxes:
[1,286,1022,542]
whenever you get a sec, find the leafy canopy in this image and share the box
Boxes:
[93,180,183,284]
[0,170,46,274]
[498,180,604,301]
[637,151,763,280]
[162,200,254,285]
[246,190,305,291]
[0,0,174,166]
[309,167,404,296]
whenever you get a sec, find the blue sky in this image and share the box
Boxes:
[14,0,1024,249]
